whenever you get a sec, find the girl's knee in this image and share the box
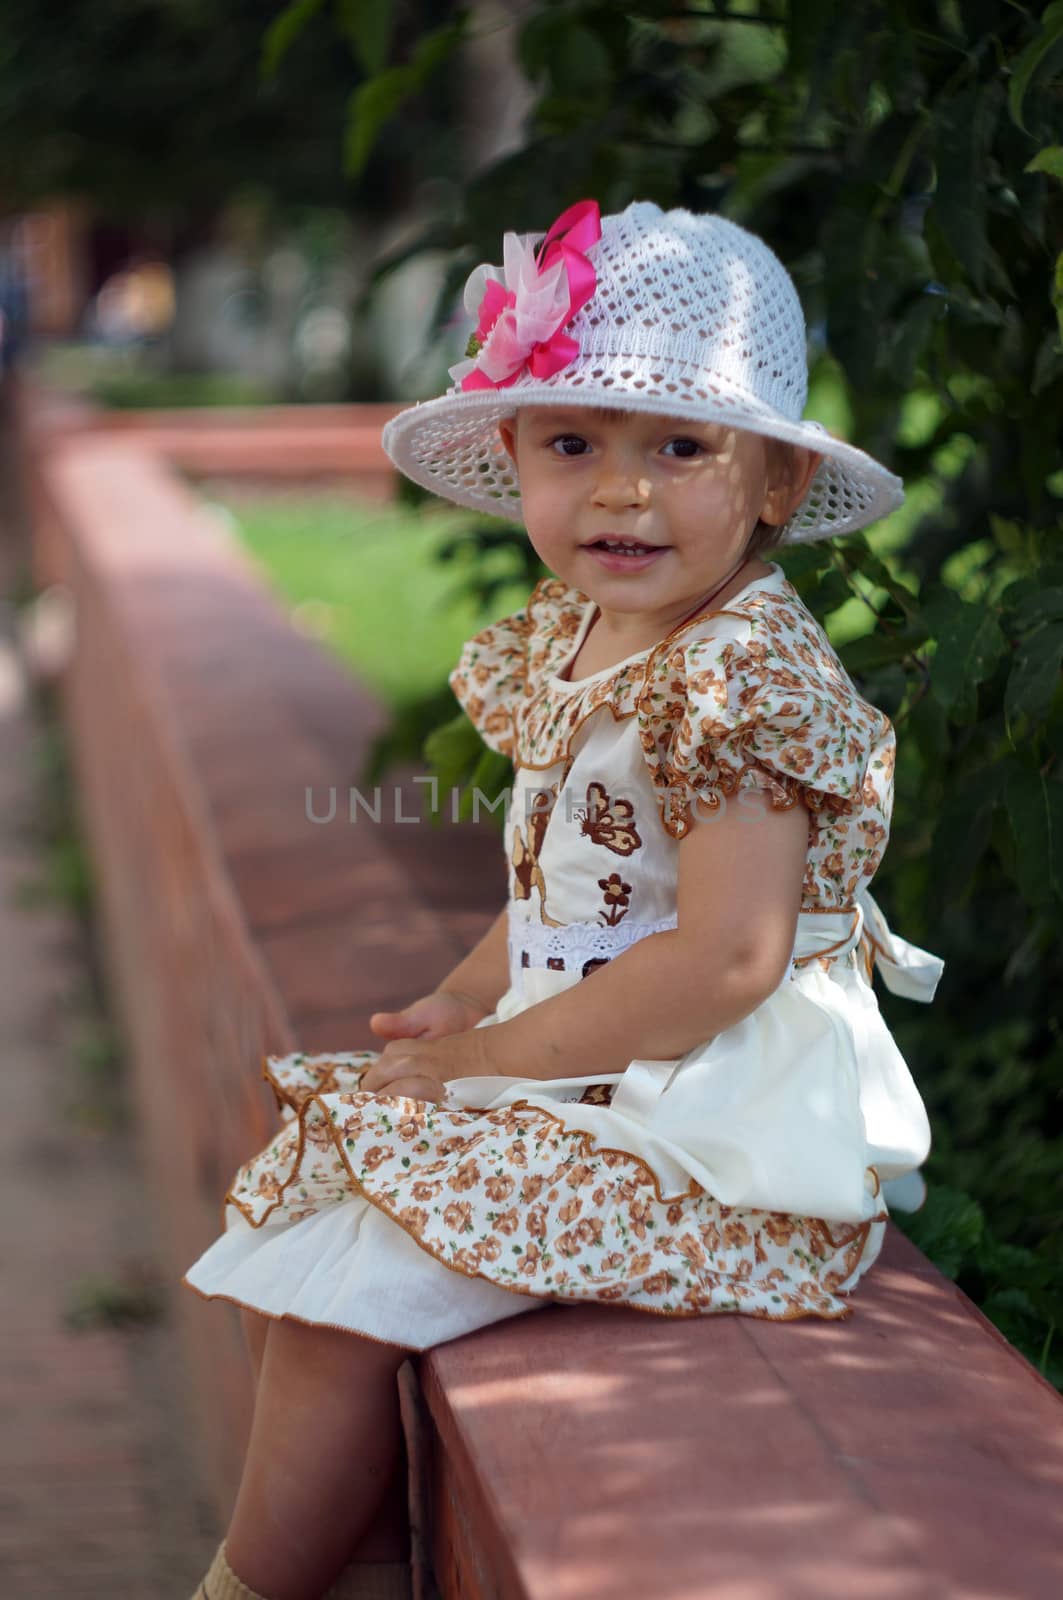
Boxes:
[240,1305,268,1339]
[239,1305,271,1375]
[271,1315,411,1373]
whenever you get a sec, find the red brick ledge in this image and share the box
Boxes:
[22,396,503,1517]
[21,378,402,489]
[20,386,1063,1597]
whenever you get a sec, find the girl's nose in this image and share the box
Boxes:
[591,453,648,511]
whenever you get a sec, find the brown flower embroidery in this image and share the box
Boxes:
[597,872,632,927]
[581,957,610,979]
[575,781,643,856]
[578,1083,616,1107]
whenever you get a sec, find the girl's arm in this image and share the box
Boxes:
[369,907,510,1042]
[362,788,809,1093]
[483,786,809,1080]
[436,905,511,1018]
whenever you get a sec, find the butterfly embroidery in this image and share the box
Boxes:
[575,782,642,857]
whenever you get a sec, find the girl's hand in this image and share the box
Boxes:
[369,988,490,1044]
[364,1073,449,1105]
[359,1026,495,1100]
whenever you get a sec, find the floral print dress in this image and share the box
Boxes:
[183,563,943,1350]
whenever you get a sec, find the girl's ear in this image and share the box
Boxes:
[760,446,823,526]
[498,418,518,464]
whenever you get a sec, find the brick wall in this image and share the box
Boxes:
[27,415,503,1514]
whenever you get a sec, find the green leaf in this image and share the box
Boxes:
[844,546,921,620]
[1010,589,1063,633]
[932,84,998,293]
[921,590,1008,715]
[1026,146,1063,183]
[344,19,466,177]
[990,516,1039,564]
[907,690,949,772]
[776,543,827,591]
[889,290,948,389]
[898,1185,985,1280]
[1009,2,1063,133]
[518,9,560,80]
[785,0,834,79]
[423,710,484,787]
[550,23,614,98]
[337,0,394,76]
[804,567,851,614]
[345,69,413,177]
[348,77,399,169]
[978,1287,1043,1348]
[1005,765,1063,906]
[931,762,1006,905]
[1004,619,1063,731]
[821,199,882,385]
[424,709,512,826]
[261,0,326,81]
[839,630,926,675]
[1032,331,1063,396]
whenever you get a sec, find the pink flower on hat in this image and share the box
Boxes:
[448,200,601,393]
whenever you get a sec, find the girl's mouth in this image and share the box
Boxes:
[583,538,668,573]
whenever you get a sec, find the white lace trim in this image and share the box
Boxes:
[507,906,874,990]
[508,910,679,985]
[509,908,864,979]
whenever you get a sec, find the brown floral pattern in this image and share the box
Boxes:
[230,1053,885,1322]
[447,605,533,759]
[597,872,632,927]
[450,572,894,910]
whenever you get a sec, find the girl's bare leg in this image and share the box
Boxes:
[238,1309,412,1564]
[241,1307,270,1380]
[225,1318,412,1600]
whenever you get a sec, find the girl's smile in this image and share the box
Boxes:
[582,540,669,573]
[498,406,819,656]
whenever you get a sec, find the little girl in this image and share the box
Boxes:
[184,200,944,1600]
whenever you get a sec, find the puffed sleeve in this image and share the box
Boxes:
[448,606,531,759]
[637,611,889,841]
[448,578,590,759]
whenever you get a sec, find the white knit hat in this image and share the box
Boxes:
[381,200,904,543]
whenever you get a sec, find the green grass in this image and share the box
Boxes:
[32,343,277,409]
[213,495,531,705]
[89,372,277,409]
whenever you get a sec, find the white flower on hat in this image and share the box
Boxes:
[447,200,603,393]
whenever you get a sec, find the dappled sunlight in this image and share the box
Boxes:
[425,1254,1063,1596]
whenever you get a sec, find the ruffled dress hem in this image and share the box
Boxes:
[179,1278,423,1354]
[181,1053,890,1343]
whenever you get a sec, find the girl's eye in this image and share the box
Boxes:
[550,435,590,457]
[662,438,704,459]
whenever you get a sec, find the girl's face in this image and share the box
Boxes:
[499,406,817,637]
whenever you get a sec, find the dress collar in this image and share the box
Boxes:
[545,562,790,693]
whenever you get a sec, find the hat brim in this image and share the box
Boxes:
[381,382,903,544]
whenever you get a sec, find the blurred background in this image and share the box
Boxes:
[0,1,1061,1594]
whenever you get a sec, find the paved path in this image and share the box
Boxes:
[0,391,220,1597]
